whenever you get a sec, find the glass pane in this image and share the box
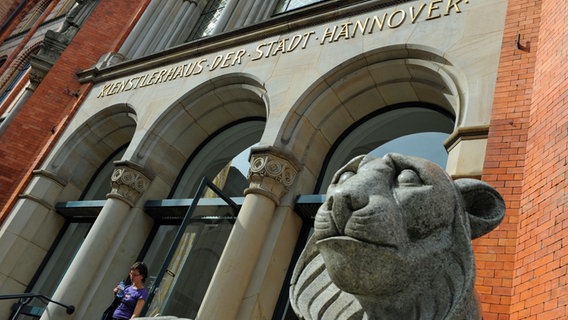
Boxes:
[189,0,229,40]
[145,219,233,318]
[20,223,91,319]
[190,200,237,219]
[31,223,91,293]
[370,132,449,168]
[0,63,30,104]
[274,0,291,13]
[274,0,326,14]
[143,120,262,317]
[143,225,179,289]
[316,107,453,192]
[81,148,126,200]
[170,120,264,198]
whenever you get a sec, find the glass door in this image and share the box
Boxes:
[142,178,239,318]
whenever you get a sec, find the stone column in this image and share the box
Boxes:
[41,161,151,320]
[156,0,192,51]
[119,0,164,58]
[120,0,179,58]
[256,0,280,21]
[196,147,300,320]
[227,0,263,30]
[212,0,239,34]
[168,0,203,45]
[144,0,186,55]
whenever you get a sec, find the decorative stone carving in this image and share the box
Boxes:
[29,0,99,86]
[107,162,151,206]
[290,153,505,320]
[59,0,98,37]
[29,31,68,88]
[245,148,299,204]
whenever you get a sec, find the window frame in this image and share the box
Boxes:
[273,0,328,15]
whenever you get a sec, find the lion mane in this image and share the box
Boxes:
[290,153,505,320]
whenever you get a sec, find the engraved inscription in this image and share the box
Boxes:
[97,0,470,98]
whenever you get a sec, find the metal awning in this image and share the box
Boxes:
[55,195,325,221]
[55,200,106,220]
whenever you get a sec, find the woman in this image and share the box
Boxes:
[112,262,149,320]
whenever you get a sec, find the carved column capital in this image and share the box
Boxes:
[245,148,300,205]
[107,161,151,206]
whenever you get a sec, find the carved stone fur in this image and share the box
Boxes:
[290,153,505,320]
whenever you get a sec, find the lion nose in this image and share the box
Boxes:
[327,188,369,233]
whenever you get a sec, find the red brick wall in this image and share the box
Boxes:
[0,0,151,222]
[0,0,41,44]
[479,0,568,319]
[509,0,568,318]
[0,0,21,29]
[477,0,542,319]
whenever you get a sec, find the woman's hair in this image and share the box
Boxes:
[131,261,148,282]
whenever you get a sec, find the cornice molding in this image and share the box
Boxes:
[444,125,490,151]
[77,0,411,84]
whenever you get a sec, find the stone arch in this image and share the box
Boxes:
[14,41,42,68]
[47,103,137,200]
[0,104,138,309]
[0,42,41,94]
[133,73,268,197]
[279,45,464,186]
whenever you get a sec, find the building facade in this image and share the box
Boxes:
[0,0,565,320]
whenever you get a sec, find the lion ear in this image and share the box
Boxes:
[454,179,506,239]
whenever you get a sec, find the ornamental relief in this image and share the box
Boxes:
[249,155,297,187]
[108,165,151,206]
[247,152,299,204]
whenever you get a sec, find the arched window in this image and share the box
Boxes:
[21,146,128,318]
[140,119,265,318]
[275,105,454,320]
[0,62,29,105]
[0,44,40,123]
[316,105,454,192]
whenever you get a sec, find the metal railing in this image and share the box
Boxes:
[0,293,74,320]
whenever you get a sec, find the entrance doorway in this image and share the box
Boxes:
[142,179,241,318]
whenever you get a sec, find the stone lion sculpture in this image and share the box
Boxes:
[290,153,505,320]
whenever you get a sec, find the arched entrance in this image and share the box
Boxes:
[132,75,269,319]
[274,48,461,319]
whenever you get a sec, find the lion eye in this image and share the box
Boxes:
[397,169,423,186]
[337,171,355,184]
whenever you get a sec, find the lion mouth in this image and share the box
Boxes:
[316,235,398,251]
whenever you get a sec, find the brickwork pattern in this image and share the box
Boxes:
[0,0,151,222]
[509,0,568,318]
[0,0,35,42]
[0,1,20,29]
[479,0,568,319]
[477,0,542,319]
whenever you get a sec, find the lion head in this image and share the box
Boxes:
[290,153,505,320]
